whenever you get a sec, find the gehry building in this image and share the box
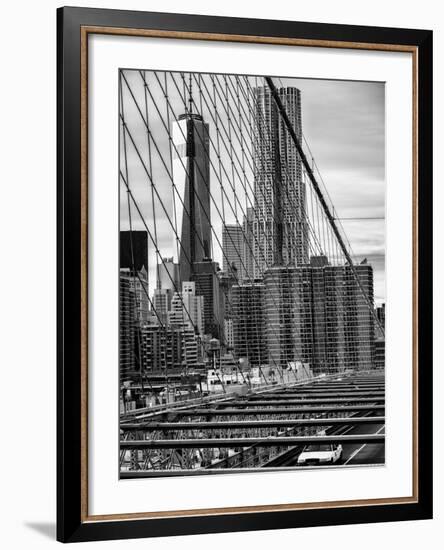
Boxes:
[252,86,309,275]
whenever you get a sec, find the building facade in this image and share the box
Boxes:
[119,274,137,379]
[120,266,150,323]
[261,257,376,374]
[252,86,309,276]
[192,259,221,339]
[222,224,245,278]
[140,324,183,371]
[152,287,171,326]
[221,208,255,283]
[231,281,267,367]
[169,281,205,337]
[157,257,179,294]
[301,257,375,373]
[264,266,312,371]
[374,336,385,369]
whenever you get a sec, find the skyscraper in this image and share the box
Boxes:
[120,231,150,328]
[192,259,221,339]
[221,209,255,283]
[374,303,385,369]
[232,281,267,368]
[222,224,244,278]
[157,257,179,293]
[310,257,347,373]
[376,303,386,328]
[348,263,375,370]
[374,337,385,369]
[172,113,211,282]
[119,274,137,379]
[243,207,255,281]
[120,266,150,323]
[120,231,149,273]
[252,86,308,276]
[152,288,170,326]
[169,281,205,337]
[303,257,375,373]
[264,266,311,370]
[262,256,376,374]
[218,270,237,350]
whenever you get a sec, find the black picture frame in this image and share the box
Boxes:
[57,6,433,543]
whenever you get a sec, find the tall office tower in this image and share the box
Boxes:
[221,209,255,283]
[309,257,347,373]
[181,281,205,336]
[120,231,149,273]
[232,282,267,367]
[243,207,255,281]
[374,337,385,369]
[120,232,150,327]
[264,266,312,371]
[307,256,375,373]
[154,257,180,315]
[152,288,170,326]
[169,282,205,336]
[218,270,237,349]
[252,86,308,277]
[222,224,244,278]
[346,263,375,370]
[119,274,137,379]
[262,256,375,375]
[376,303,386,329]
[192,259,221,339]
[157,258,179,292]
[172,112,212,283]
[374,302,385,369]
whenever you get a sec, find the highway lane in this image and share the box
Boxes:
[340,423,385,465]
[122,373,385,473]
[266,412,385,468]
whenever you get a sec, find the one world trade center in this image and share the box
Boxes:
[171,109,212,283]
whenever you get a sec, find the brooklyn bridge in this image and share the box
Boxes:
[119,69,385,475]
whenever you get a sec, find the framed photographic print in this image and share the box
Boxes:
[57,6,433,543]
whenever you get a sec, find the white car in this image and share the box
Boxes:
[297,444,343,466]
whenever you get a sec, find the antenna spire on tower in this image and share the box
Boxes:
[189,74,193,114]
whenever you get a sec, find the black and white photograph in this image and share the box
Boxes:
[118,69,386,476]
[0,0,436,544]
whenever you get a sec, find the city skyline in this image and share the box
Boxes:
[120,72,385,304]
[119,72,383,375]
[119,70,385,474]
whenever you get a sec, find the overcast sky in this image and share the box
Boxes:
[120,71,385,304]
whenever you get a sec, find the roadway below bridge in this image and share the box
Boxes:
[340,423,385,466]
[120,371,385,475]
[263,412,385,468]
